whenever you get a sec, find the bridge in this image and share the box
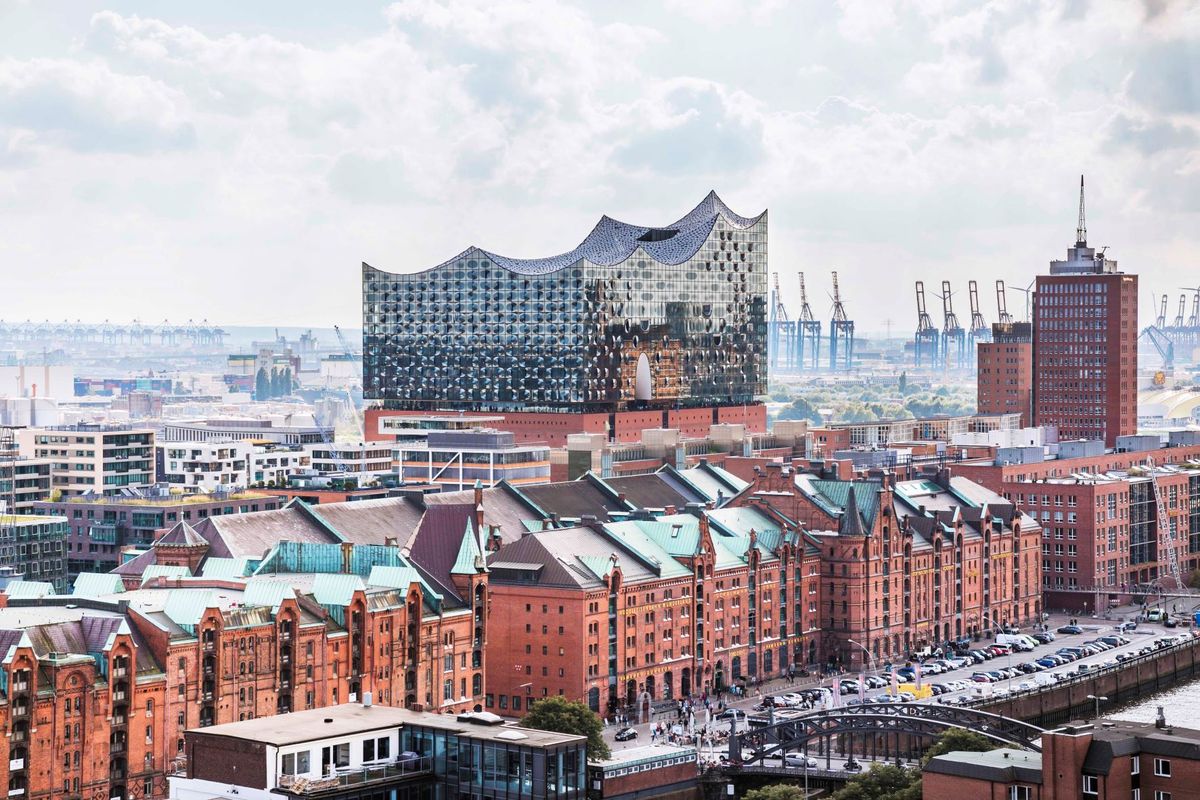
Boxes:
[729,704,1044,770]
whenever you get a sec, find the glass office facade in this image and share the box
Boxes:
[401,724,585,800]
[363,194,768,413]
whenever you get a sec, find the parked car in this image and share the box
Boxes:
[1033,631,1056,644]
[1058,625,1083,635]
[615,727,638,741]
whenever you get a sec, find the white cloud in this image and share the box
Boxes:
[0,0,1195,330]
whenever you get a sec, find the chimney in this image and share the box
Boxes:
[1156,706,1167,729]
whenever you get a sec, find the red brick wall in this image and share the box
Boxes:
[977,340,1032,427]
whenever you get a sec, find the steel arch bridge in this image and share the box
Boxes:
[732,703,1045,765]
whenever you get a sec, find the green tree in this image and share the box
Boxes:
[778,397,822,424]
[282,366,293,393]
[831,764,919,800]
[744,785,810,800]
[521,696,610,760]
[918,727,997,766]
[898,371,907,395]
[255,368,270,401]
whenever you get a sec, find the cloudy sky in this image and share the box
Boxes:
[1,1,1196,332]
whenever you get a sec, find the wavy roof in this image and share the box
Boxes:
[367,191,765,277]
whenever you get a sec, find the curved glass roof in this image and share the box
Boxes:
[366,191,765,276]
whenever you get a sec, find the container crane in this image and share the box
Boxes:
[1155,294,1168,330]
[941,280,967,370]
[828,271,854,371]
[914,281,939,366]
[797,272,822,371]
[995,280,1012,325]
[968,280,989,349]
[768,272,798,372]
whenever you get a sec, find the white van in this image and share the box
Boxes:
[997,633,1037,651]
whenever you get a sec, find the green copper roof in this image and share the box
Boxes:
[201,557,253,579]
[72,572,125,598]
[451,519,487,575]
[4,580,54,599]
[806,479,880,532]
[142,564,191,584]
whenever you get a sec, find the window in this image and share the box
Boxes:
[363,740,376,762]
[1132,756,1139,775]
[1155,758,1171,777]
[1082,775,1098,794]
[281,752,310,775]
[1008,788,1032,800]
[1154,793,1170,800]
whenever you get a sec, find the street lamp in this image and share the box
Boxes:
[1087,694,1108,720]
[847,639,878,676]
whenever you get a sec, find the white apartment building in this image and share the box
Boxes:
[158,441,313,491]
[158,441,251,491]
[18,423,156,497]
[303,442,394,483]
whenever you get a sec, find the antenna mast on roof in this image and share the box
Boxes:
[1076,175,1087,247]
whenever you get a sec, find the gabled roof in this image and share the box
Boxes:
[73,573,126,598]
[603,472,705,510]
[408,504,477,603]
[516,475,633,521]
[3,580,54,599]
[673,462,749,506]
[797,477,881,533]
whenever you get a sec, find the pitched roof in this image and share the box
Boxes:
[603,473,704,510]
[450,520,487,575]
[516,476,631,521]
[799,477,881,532]
[154,521,207,548]
[407,504,477,602]
[839,484,867,536]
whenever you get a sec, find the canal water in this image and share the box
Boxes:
[1111,675,1200,723]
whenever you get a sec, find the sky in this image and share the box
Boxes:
[0,0,1197,332]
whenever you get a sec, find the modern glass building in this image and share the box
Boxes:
[363,192,767,414]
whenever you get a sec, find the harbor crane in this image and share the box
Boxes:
[828,271,855,371]
[914,281,940,366]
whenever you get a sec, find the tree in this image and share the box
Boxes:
[745,785,809,800]
[270,368,285,398]
[255,368,270,401]
[918,727,996,766]
[831,764,919,800]
[898,371,907,395]
[521,696,610,760]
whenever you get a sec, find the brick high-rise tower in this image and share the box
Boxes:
[1032,177,1138,447]
[978,321,1033,427]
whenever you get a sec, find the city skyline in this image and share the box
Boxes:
[0,1,1196,326]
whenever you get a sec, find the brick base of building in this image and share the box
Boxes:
[365,404,768,448]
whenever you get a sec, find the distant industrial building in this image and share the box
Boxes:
[363,192,768,446]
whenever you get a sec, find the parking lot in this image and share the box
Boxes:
[602,613,1194,756]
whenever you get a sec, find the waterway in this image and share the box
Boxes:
[1111,675,1200,724]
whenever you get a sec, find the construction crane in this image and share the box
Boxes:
[828,271,854,371]
[940,280,967,370]
[1144,457,1184,590]
[332,325,366,442]
[1010,279,1035,322]
[797,272,822,371]
[1156,294,1168,330]
[995,280,1012,325]
[914,281,939,366]
[968,280,989,349]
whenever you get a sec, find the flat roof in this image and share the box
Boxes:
[1,514,66,525]
[924,747,1042,783]
[188,703,585,749]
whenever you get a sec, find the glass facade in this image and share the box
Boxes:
[400,724,585,800]
[363,193,767,413]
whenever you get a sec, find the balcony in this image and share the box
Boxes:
[276,758,433,795]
